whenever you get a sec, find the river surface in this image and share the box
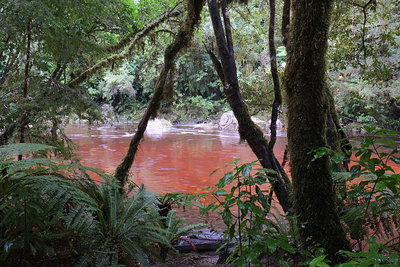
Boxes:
[65,123,288,194]
[65,123,399,230]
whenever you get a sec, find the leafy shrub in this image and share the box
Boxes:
[0,143,202,266]
[312,125,400,260]
[199,160,297,266]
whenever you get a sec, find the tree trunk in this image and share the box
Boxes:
[114,0,205,192]
[19,21,31,161]
[283,0,350,262]
[208,0,292,214]
[268,0,282,150]
[281,0,290,46]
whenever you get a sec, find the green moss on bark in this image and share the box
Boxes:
[283,0,350,262]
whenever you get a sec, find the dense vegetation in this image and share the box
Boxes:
[0,0,399,266]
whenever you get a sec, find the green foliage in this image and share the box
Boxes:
[160,209,205,245]
[312,125,400,255]
[171,95,226,122]
[0,143,202,266]
[0,0,137,151]
[203,126,398,266]
[76,180,170,266]
[330,0,400,82]
[329,0,400,130]
[199,160,297,266]
[337,237,399,266]
[0,144,100,265]
[332,73,400,130]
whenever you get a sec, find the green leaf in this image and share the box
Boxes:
[309,254,329,267]
[390,156,400,165]
[217,172,233,188]
[359,151,372,163]
[241,164,252,178]
[222,208,232,227]
[276,239,295,254]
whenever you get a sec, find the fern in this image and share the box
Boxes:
[1,143,200,266]
[162,210,205,243]
[0,143,55,160]
[0,144,101,265]
[80,181,171,266]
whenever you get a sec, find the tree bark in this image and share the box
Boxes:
[19,21,31,160]
[283,0,350,262]
[268,0,282,150]
[281,0,290,46]
[114,0,205,191]
[208,0,292,214]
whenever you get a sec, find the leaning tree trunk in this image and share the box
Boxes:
[114,0,205,192]
[283,0,350,262]
[208,0,292,214]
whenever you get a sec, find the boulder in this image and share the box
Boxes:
[219,111,238,130]
[218,111,268,130]
[145,118,172,135]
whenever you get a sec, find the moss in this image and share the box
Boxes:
[283,0,350,263]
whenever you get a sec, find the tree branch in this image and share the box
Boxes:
[114,0,205,192]
[68,8,182,87]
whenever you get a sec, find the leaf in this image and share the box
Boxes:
[217,172,233,188]
[241,164,252,178]
[213,189,226,196]
[309,254,329,267]
[0,143,55,160]
[359,151,372,163]
[276,239,295,254]
[222,208,232,227]
[390,156,400,165]
[350,165,362,177]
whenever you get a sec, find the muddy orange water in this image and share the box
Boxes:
[65,123,288,194]
[65,123,399,229]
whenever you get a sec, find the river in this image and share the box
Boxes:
[65,123,399,230]
[65,123,288,194]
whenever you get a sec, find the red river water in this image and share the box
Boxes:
[65,123,288,194]
[65,123,399,230]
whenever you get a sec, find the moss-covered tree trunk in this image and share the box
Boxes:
[283,0,350,262]
[208,0,292,214]
[114,0,205,191]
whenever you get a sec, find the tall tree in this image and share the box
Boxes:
[207,0,292,214]
[283,0,350,262]
[114,0,206,190]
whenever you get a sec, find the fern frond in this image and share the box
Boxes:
[0,143,55,160]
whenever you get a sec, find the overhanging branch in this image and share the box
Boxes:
[68,8,183,87]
